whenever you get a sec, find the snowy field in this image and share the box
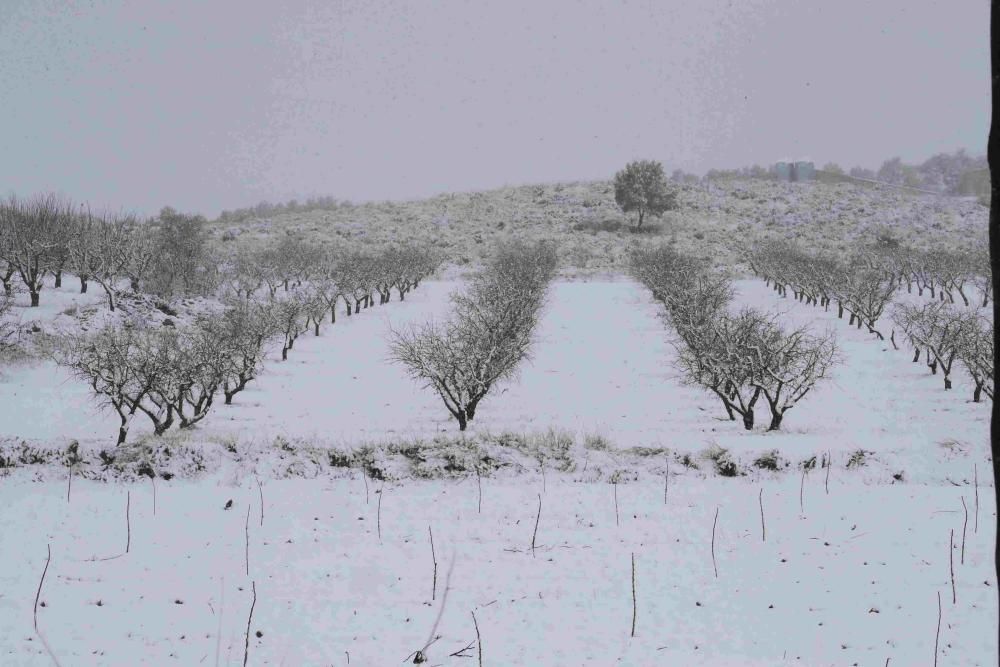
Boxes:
[0,276,990,460]
[0,275,995,665]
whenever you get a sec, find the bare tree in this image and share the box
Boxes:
[70,212,135,311]
[674,312,762,429]
[0,194,72,307]
[390,241,556,430]
[894,301,976,389]
[271,293,309,361]
[956,313,994,402]
[54,323,175,444]
[203,301,279,404]
[743,315,839,431]
[223,242,267,300]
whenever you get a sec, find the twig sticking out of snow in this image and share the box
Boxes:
[711,507,719,578]
[934,590,942,667]
[255,476,263,527]
[799,467,806,515]
[377,484,383,544]
[243,581,257,667]
[245,504,251,577]
[412,552,457,663]
[362,467,369,505]
[949,529,956,605]
[759,489,766,542]
[630,552,637,638]
[428,526,437,602]
[531,493,542,557]
[471,611,482,667]
[476,467,482,515]
[960,496,968,565]
[973,464,979,534]
[33,544,62,666]
[125,490,131,554]
[825,451,831,495]
[664,459,669,504]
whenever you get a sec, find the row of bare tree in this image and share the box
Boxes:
[0,194,214,310]
[892,301,994,401]
[51,239,441,445]
[749,239,994,402]
[390,240,558,431]
[629,244,839,431]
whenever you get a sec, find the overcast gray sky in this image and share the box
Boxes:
[0,0,989,217]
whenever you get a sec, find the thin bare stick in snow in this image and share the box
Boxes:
[243,581,256,667]
[471,611,482,667]
[949,529,956,604]
[934,591,941,667]
[362,468,369,505]
[377,485,383,543]
[255,476,264,527]
[245,505,251,577]
[759,488,766,542]
[799,468,806,515]
[664,459,669,504]
[125,490,131,554]
[531,493,542,557]
[825,451,831,495]
[428,526,437,601]
[711,507,719,578]
[33,544,62,667]
[630,552,637,638]
[34,545,50,631]
[476,467,482,514]
[960,496,968,564]
[413,552,457,662]
[973,464,979,533]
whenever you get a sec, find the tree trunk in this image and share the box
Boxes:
[80,275,88,293]
[130,277,140,291]
[29,289,39,307]
[314,321,320,336]
[346,302,352,316]
[54,271,62,288]
[929,359,938,375]
[944,376,952,390]
[974,382,983,403]
[456,411,468,431]
[282,345,288,361]
[838,302,844,318]
[913,348,921,363]
[742,410,754,431]
[331,308,336,324]
[848,312,855,325]
[117,423,128,446]
[767,410,783,431]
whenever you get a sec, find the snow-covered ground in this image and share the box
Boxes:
[1,277,990,459]
[0,274,995,665]
[0,464,995,665]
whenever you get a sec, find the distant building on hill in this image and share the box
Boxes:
[774,160,815,182]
